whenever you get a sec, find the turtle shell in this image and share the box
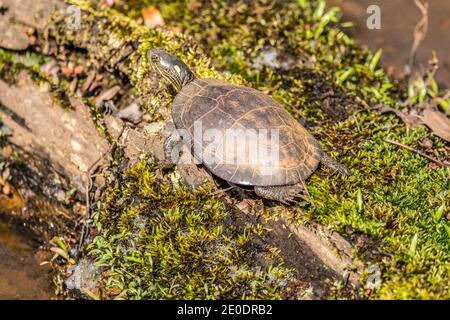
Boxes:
[172,78,322,186]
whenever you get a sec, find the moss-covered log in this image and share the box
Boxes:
[0,0,363,299]
[0,0,448,300]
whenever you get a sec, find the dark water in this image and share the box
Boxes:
[328,0,450,85]
[0,192,54,299]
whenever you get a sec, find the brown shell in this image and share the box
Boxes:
[172,78,322,186]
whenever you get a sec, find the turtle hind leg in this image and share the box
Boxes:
[321,152,351,176]
[254,185,305,205]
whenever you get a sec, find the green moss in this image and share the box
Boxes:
[106,0,450,299]
[129,0,399,123]
[2,0,447,299]
[310,119,449,299]
[89,160,294,299]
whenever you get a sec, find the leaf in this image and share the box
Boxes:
[435,204,445,220]
[443,223,450,239]
[409,233,418,256]
[356,189,363,213]
[422,108,450,142]
[50,247,70,261]
[369,49,382,72]
[142,6,165,28]
[430,78,439,96]
[380,107,423,127]
[438,98,449,111]
[83,288,101,300]
[313,0,326,20]
[52,236,68,252]
[297,0,308,9]
[337,68,354,85]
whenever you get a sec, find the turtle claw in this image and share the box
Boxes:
[255,185,308,206]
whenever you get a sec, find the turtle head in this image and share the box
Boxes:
[148,48,195,92]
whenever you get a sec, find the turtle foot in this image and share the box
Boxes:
[254,184,306,205]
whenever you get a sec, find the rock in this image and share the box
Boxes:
[0,20,29,50]
[121,121,168,162]
[65,257,100,298]
[252,47,296,71]
[104,115,125,139]
[55,189,66,202]
[177,164,209,190]
[116,103,144,124]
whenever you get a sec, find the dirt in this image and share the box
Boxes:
[327,0,450,85]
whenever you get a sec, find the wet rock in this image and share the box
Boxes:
[65,257,100,298]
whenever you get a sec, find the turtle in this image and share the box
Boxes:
[148,48,350,204]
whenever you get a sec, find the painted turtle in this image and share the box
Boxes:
[148,48,350,204]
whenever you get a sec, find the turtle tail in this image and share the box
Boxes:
[320,152,351,176]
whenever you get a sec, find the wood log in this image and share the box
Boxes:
[0,0,362,294]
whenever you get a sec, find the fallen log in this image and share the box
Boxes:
[0,0,362,298]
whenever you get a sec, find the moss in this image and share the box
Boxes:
[88,160,294,299]
[105,0,449,299]
[121,0,399,123]
[2,0,448,299]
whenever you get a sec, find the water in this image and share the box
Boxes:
[0,191,54,300]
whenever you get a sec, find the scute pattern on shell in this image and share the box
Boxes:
[172,79,322,186]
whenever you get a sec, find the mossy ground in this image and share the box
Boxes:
[105,0,449,299]
[89,160,295,299]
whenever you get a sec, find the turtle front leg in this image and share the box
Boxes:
[254,185,305,205]
[164,131,183,165]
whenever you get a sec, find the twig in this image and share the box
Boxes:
[385,138,448,168]
[77,155,104,253]
[209,185,237,196]
[405,0,429,76]
[78,127,125,252]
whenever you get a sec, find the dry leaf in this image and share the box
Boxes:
[73,65,85,75]
[2,183,11,195]
[93,86,121,106]
[142,6,165,28]
[380,106,423,127]
[419,138,433,148]
[422,108,450,142]
[2,146,13,157]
